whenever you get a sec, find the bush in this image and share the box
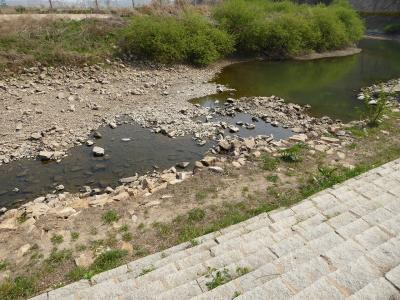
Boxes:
[118,12,234,66]
[213,0,364,57]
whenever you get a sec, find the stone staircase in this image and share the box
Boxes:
[32,159,400,300]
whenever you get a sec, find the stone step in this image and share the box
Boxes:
[195,221,400,300]
[31,159,400,300]
[90,213,271,286]
[68,204,400,299]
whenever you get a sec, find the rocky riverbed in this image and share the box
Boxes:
[0,62,227,165]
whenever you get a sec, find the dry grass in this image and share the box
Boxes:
[0,16,124,72]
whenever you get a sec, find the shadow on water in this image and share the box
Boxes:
[194,39,400,122]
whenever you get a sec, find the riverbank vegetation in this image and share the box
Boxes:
[213,0,364,56]
[0,0,364,71]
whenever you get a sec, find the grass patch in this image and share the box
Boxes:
[0,276,35,300]
[71,232,80,242]
[261,155,279,171]
[45,249,72,268]
[90,249,127,274]
[50,234,64,245]
[122,232,133,242]
[68,249,128,281]
[102,210,120,224]
[188,208,206,222]
[195,190,208,201]
[119,224,129,232]
[0,18,122,71]
[265,174,279,183]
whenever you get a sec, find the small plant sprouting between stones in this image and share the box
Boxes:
[232,291,241,298]
[102,210,120,224]
[361,87,391,127]
[236,266,250,276]
[139,265,156,276]
[206,268,233,290]
[17,212,28,224]
[279,143,306,163]
[205,266,251,290]
[189,239,199,248]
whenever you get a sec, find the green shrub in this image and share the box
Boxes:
[213,0,364,56]
[118,12,234,66]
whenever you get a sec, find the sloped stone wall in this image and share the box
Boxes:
[297,0,400,12]
[350,0,400,12]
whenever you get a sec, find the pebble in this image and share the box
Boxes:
[176,162,190,168]
[92,146,105,157]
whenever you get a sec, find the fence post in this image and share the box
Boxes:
[49,0,53,9]
[132,0,135,8]
[94,0,99,10]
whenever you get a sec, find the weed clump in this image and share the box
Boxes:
[279,143,306,162]
[102,210,120,224]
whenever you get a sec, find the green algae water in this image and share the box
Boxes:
[197,39,400,122]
